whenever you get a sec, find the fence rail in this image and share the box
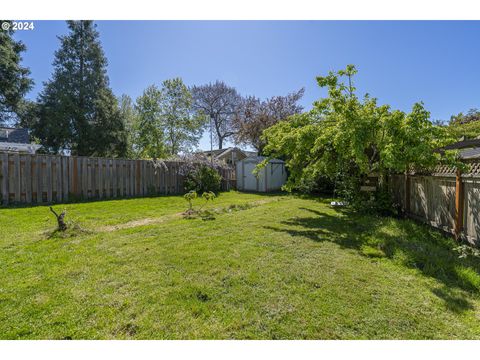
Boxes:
[0,152,235,206]
[390,172,480,245]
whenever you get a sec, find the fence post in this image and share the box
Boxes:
[454,168,464,240]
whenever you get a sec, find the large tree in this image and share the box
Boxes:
[135,79,204,159]
[233,88,304,153]
[33,21,126,156]
[191,81,242,149]
[159,78,204,155]
[0,21,34,126]
[135,85,166,159]
[118,94,140,158]
[262,65,452,205]
[446,108,480,139]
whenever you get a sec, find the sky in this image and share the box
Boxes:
[13,20,480,150]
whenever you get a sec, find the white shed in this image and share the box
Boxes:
[236,156,287,192]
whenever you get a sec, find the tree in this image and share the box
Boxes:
[135,79,205,159]
[135,85,166,159]
[118,94,140,158]
[262,65,451,209]
[450,108,480,126]
[191,81,242,149]
[447,108,480,139]
[159,78,204,155]
[0,21,34,126]
[33,21,126,156]
[233,88,304,152]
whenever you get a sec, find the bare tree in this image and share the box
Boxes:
[191,81,243,150]
[233,88,305,153]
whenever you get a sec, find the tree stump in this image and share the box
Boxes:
[49,207,67,231]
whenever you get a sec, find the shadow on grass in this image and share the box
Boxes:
[265,206,480,313]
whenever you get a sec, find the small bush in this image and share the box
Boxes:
[184,165,222,194]
[183,190,216,218]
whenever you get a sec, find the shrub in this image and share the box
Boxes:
[184,165,222,194]
[178,153,228,194]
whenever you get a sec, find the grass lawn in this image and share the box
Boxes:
[1,191,480,339]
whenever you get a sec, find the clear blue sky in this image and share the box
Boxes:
[13,20,480,150]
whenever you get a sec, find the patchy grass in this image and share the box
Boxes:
[0,192,480,339]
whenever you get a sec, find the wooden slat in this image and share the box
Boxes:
[112,159,117,198]
[56,156,62,202]
[130,161,134,196]
[87,158,92,198]
[25,155,32,203]
[1,153,8,205]
[98,158,103,199]
[105,159,111,198]
[135,160,140,195]
[13,154,21,203]
[68,157,73,198]
[36,155,43,203]
[162,163,166,194]
[118,160,125,197]
[125,160,130,197]
[82,157,88,198]
[46,156,52,203]
[62,156,69,202]
[139,160,143,195]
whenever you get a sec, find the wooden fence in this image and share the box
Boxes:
[0,152,235,206]
[390,166,480,245]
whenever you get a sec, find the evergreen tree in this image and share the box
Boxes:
[0,20,34,126]
[34,21,126,156]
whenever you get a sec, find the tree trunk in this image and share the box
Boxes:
[50,207,67,231]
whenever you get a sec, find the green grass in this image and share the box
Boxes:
[1,191,480,339]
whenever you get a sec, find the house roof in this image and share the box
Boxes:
[0,127,30,144]
[198,147,257,159]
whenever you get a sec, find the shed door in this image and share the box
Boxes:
[244,162,258,191]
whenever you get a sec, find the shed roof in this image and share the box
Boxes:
[239,156,285,164]
[459,147,480,160]
[442,138,480,150]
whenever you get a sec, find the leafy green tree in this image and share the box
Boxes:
[135,85,167,159]
[450,108,480,126]
[33,21,126,156]
[0,21,34,126]
[262,65,451,208]
[118,94,140,158]
[135,79,204,159]
[159,78,204,155]
[446,108,480,139]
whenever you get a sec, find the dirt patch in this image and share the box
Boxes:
[99,213,181,232]
[99,197,286,232]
